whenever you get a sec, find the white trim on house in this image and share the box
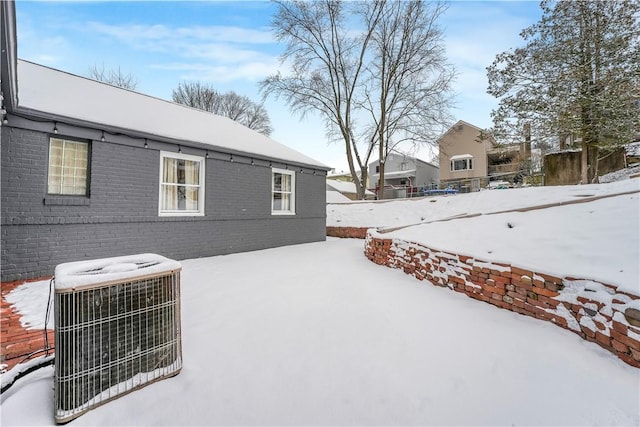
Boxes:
[450,154,473,161]
[451,156,474,172]
[158,151,206,217]
[271,167,296,215]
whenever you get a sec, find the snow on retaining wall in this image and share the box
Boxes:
[364,230,640,368]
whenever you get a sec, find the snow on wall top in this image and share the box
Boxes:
[54,253,181,290]
[626,141,640,157]
[16,60,328,169]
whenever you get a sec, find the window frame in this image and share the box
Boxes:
[47,136,91,197]
[271,167,296,215]
[451,157,473,172]
[158,151,206,217]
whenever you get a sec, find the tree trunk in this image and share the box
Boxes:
[377,140,385,200]
[580,139,589,184]
[360,167,369,198]
[590,145,600,183]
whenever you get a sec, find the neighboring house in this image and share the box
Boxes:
[326,179,375,201]
[0,1,330,282]
[438,120,531,191]
[327,169,356,183]
[368,152,439,199]
[326,187,352,203]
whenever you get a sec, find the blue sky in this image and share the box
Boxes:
[15,0,542,171]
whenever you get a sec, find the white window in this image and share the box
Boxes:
[450,155,473,171]
[271,168,295,215]
[47,137,89,195]
[159,151,205,216]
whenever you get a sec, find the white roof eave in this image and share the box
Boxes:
[450,154,473,161]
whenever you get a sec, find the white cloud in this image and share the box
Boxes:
[87,21,273,45]
[83,21,279,84]
[151,59,280,83]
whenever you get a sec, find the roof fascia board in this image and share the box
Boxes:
[12,107,331,171]
[0,0,18,110]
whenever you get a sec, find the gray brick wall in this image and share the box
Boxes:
[1,125,327,281]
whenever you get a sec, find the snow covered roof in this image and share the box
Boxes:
[626,141,640,157]
[374,169,417,179]
[449,154,473,161]
[326,190,351,203]
[326,179,374,195]
[15,60,329,170]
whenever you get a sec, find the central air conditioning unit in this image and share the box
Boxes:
[53,253,183,424]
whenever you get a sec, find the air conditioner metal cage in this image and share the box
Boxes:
[53,253,182,424]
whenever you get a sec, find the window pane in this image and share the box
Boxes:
[163,158,178,184]
[159,153,204,214]
[453,159,470,171]
[271,169,295,214]
[280,193,290,210]
[161,184,178,210]
[184,161,199,185]
[48,138,88,195]
[177,186,186,210]
[281,174,290,192]
[48,176,61,194]
[273,192,283,211]
[273,173,282,192]
[186,187,199,210]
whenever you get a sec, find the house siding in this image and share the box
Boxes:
[438,122,488,182]
[1,125,327,282]
[414,160,439,188]
[369,154,439,188]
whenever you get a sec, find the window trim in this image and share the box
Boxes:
[158,151,206,217]
[271,167,296,215]
[47,136,91,197]
[450,157,473,172]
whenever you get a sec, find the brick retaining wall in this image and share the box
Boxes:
[1,278,54,372]
[365,230,640,368]
[326,226,370,239]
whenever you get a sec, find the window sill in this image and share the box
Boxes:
[44,196,90,206]
[158,212,205,217]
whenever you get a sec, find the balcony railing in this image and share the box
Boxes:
[488,163,521,175]
[486,144,521,155]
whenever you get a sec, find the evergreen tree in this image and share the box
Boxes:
[487,0,640,183]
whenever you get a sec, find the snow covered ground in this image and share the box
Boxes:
[1,176,639,426]
[329,178,639,294]
[327,177,639,229]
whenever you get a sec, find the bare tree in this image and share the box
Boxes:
[361,0,455,199]
[88,63,138,90]
[261,0,454,199]
[172,81,218,111]
[172,81,273,136]
[261,0,384,199]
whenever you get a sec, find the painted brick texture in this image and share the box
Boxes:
[1,125,327,281]
[364,230,640,369]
